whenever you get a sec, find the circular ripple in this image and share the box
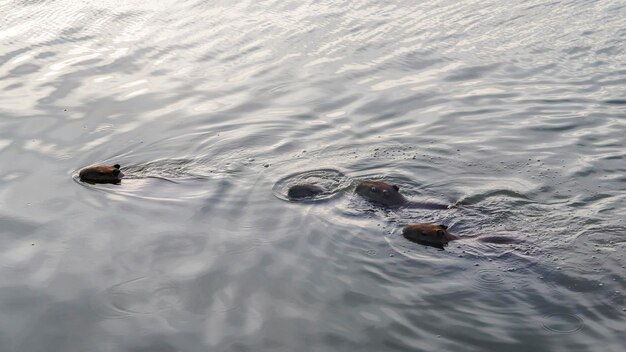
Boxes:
[542,313,584,334]
[470,269,506,292]
[272,168,351,202]
[476,269,506,285]
[465,267,533,292]
[91,277,182,318]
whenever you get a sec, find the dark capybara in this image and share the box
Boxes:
[289,180,448,209]
[355,180,406,207]
[287,184,326,199]
[402,223,520,249]
[79,164,124,184]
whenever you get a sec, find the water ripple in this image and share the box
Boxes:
[1,0,625,350]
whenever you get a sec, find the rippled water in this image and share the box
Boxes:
[1,0,625,351]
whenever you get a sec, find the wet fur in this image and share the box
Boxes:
[288,180,448,209]
[354,180,406,207]
[402,223,519,249]
[79,164,124,184]
[287,184,325,199]
[402,223,458,249]
[355,180,448,209]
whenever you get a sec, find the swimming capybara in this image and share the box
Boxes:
[287,184,326,199]
[402,223,520,249]
[79,164,124,184]
[355,180,406,207]
[288,180,448,209]
[355,180,448,209]
[402,223,457,248]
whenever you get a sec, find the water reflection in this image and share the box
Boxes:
[0,0,625,351]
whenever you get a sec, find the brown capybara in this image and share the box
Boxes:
[402,223,458,248]
[355,180,448,209]
[402,223,520,249]
[79,164,124,184]
[289,180,448,209]
[355,180,406,207]
[287,184,326,199]
[287,181,402,203]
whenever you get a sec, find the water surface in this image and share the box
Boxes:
[1,1,625,351]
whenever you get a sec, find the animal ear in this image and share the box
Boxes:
[439,224,448,229]
[436,230,445,238]
[114,164,120,169]
[392,185,399,191]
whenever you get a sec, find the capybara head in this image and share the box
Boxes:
[79,164,124,184]
[402,223,458,248]
[355,180,406,207]
[287,184,325,199]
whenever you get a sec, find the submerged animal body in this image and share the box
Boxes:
[287,184,325,199]
[79,164,124,184]
[287,180,448,209]
[402,223,520,249]
[402,223,458,249]
[287,180,404,204]
[354,180,406,207]
[355,180,448,209]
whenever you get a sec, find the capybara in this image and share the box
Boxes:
[79,164,124,184]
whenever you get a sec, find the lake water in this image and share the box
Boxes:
[1,1,625,351]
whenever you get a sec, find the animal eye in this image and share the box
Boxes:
[370,187,378,193]
[113,170,120,175]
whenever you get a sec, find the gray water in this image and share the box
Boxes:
[1,1,625,351]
